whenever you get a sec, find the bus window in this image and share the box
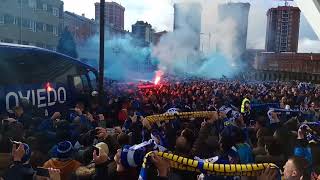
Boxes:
[88,71,97,90]
[73,76,83,91]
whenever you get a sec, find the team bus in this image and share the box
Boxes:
[0,43,98,116]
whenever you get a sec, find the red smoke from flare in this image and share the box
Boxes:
[155,76,161,85]
[154,70,164,85]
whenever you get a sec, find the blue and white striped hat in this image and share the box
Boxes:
[120,139,166,168]
[120,144,146,168]
[53,141,74,159]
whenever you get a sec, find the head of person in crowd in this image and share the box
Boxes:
[53,140,75,160]
[283,156,310,180]
[55,120,72,142]
[174,135,191,156]
[218,126,239,163]
[180,128,195,145]
[44,140,81,180]
[117,132,130,148]
[14,106,24,119]
[0,121,25,153]
[74,102,86,115]
[255,116,267,131]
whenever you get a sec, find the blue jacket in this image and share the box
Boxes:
[294,139,313,164]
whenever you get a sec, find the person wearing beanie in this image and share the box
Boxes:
[3,143,34,180]
[43,141,81,180]
[72,142,110,180]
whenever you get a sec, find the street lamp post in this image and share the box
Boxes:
[98,0,105,104]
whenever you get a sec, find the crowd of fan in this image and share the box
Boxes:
[0,79,320,180]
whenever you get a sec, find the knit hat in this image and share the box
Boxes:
[120,139,163,168]
[53,141,74,159]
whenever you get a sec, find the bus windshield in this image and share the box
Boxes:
[0,47,89,86]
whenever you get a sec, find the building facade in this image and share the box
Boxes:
[64,11,97,45]
[95,2,125,31]
[132,21,153,46]
[218,2,250,57]
[265,6,301,52]
[174,2,202,51]
[0,0,64,50]
[251,52,320,82]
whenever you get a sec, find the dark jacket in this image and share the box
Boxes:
[93,161,109,180]
[3,161,35,180]
[101,135,120,158]
[191,122,219,158]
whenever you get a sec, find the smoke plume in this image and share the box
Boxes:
[79,0,251,80]
[78,35,156,81]
[152,0,244,78]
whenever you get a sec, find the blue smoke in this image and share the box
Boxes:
[78,35,157,81]
[195,53,239,78]
[79,34,239,81]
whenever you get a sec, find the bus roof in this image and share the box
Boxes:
[0,43,97,72]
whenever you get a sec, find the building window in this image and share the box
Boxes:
[42,23,46,31]
[36,1,42,10]
[17,0,28,5]
[22,19,35,31]
[43,3,47,11]
[36,22,43,32]
[46,24,53,32]
[22,19,30,28]
[4,14,14,24]
[28,0,36,8]
[47,4,52,13]
[4,39,13,43]
[0,15,4,24]
[14,17,21,25]
[52,7,59,17]
[36,42,44,48]
[53,26,58,36]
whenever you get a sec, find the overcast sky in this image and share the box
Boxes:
[63,0,320,51]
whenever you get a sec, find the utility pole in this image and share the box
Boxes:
[19,0,22,44]
[98,0,105,104]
